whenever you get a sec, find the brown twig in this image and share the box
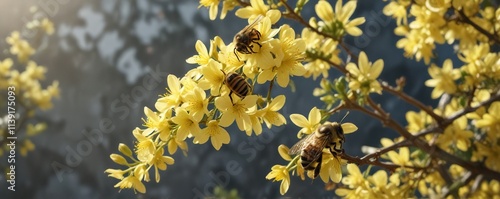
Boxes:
[381,81,444,124]
[337,92,500,181]
[234,0,251,7]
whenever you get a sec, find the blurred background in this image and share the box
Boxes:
[0,0,439,198]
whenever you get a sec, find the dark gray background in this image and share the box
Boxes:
[0,0,442,198]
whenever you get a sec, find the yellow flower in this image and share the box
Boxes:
[274,25,306,87]
[336,164,367,198]
[278,144,292,161]
[171,108,201,141]
[246,107,263,136]
[424,59,460,99]
[198,59,225,96]
[475,101,500,139]
[133,128,156,163]
[215,95,258,131]
[41,18,55,35]
[167,138,188,155]
[181,86,209,122]
[346,51,384,95]
[199,0,220,20]
[105,168,126,180]
[406,110,432,133]
[383,0,410,25]
[265,165,290,195]
[186,40,213,66]
[6,31,35,63]
[155,75,183,112]
[221,0,238,19]
[246,17,283,69]
[302,28,342,80]
[194,120,230,150]
[318,152,342,183]
[387,147,412,166]
[0,58,13,75]
[149,148,174,182]
[290,107,321,138]
[258,95,287,129]
[235,0,281,24]
[439,117,474,152]
[114,175,146,193]
[142,107,170,137]
[315,0,365,38]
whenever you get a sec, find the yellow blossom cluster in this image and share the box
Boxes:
[0,17,59,158]
[385,0,500,64]
[107,2,312,192]
[108,0,500,198]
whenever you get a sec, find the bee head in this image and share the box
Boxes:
[318,122,344,137]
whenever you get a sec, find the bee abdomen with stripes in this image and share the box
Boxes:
[225,72,252,99]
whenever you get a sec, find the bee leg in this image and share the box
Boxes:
[234,48,241,62]
[229,91,235,104]
[314,153,323,178]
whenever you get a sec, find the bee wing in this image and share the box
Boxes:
[243,15,264,31]
[288,133,330,156]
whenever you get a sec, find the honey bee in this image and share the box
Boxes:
[222,70,252,102]
[288,121,345,178]
[233,16,264,61]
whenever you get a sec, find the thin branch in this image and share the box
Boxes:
[359,139,412,163]
[381,81,444,124]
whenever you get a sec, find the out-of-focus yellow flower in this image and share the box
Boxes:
[6,31,35,63]
[114,175,146,193]
[194,120,230,150]
[105,168,126,180]
[257,95,286,129]
[20,140,35,156]
[171,108,201,141]
[383,0,411,25]
[0,58,13,75]
[221,0,238,19]
[475,142,500,172]
[41,18,55,35]
[290,107,321,138]
[199,0,220,20]
[346,51,384,95]
[437,117,474,152]
[425,59,460,99]
[265,165,290,195]
[215,95,258,131]
[336,164,367,198]
[387,147,412,166]
[475,101,500,139]
[406,110,432,133]
[156,75,183,112]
